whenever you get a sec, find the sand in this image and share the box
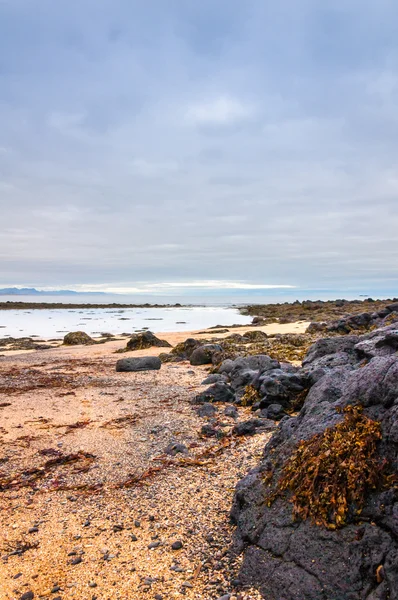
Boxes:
[0,322,308,600]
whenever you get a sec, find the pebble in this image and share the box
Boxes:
[70,556,82,565]
[28,527,39,534]
[171,540,183,550]
[51,586,61,593]
[130,534,138,541]
[20,593,34,600]
[88,582,97,588]
[148,541,161,549]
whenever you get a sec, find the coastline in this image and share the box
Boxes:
[0,320,308,599]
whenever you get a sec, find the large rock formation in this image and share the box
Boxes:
[230,324,398,600]
[126,331,171,351]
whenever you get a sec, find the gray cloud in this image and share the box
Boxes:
[0,1,398,293]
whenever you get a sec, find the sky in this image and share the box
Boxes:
[1,0,398,297]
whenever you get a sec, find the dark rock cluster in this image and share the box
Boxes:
[230,323,398,600]
[192,353,307,423]
[306,302,398,335]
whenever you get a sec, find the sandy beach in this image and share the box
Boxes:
[0,321,308,600]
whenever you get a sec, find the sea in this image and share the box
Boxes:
[0,288,396,340]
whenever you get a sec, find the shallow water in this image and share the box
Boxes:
[0,306,251,339]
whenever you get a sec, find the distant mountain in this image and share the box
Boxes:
[0,287,106,296]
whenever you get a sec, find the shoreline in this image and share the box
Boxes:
[0,320,310,599]
[0,320,310,357]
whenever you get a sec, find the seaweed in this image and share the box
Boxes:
[267,405,392,529]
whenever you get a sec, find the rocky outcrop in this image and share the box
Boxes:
[63,331,95,345]
[126,331,171,351]
[306,304,398,336]
[230,324,398,600]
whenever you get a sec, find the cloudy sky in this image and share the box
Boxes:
[1,0,398,296]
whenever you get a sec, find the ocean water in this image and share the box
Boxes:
[0,306,252,339]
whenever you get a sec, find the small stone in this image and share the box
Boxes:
[130,534,138,541]
[148,541,161,549]
[88,582,97,588]
[112,524,123,532]
[28,527,39,533]
[71,556,82,565]
[171,540,183,550]
[51,586,61,593]
[20,593,34,600]
[154,595,163,600]
[134,520,141,528]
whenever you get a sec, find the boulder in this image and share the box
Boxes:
[126,331,171,351]
[116,357,161,372]
[190,344,223,366]
[231,324,398,600]
[196,403,218,418]
[306,321,327,334]
[193,382,235,404]
[170,338,202,360]
[264,403,285,420]
[63,331,95,345]
[242,330,268,342]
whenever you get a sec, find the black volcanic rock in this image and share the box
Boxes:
[231,324,398,600]
[126,331,171,350]
[116,356,161,371]
[190,344,223,365]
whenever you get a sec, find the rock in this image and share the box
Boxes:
[193,382,235,404]
[302,335,359,366]
[20,593,34,600]
[252,316,266,325]
[164,443,188,456]
[116,357,161,372]
[201,424,222,438]
[63,331,94,345]
[255,370,306,410]
[171,338,202,360]
[231,323,398,600]
[190,344,223,366]
[196,403,218,418]
[264,403,285,420]
[126,331,171,350]
[224,405,238,419]
[242,330,268,342]
[159,352,183,363]
[201,374,225,385]
[306,321,327,334]
[232,419,273,436]
[171,540,183,550]
[386,302,398,313]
